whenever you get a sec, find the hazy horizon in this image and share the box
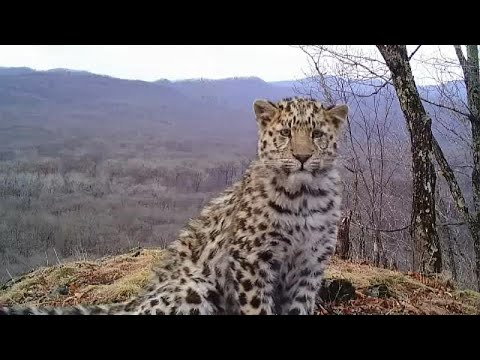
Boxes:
[0,45,310,82]
[0,45,464,85]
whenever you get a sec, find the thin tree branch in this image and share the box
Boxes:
[431,135,472,223]
[342,164,356,173]
[352,221,410,233]
[352,220,466,233]
[299,47,335,103]
[420,96,471,117]
[408,45,422,61]
[355,79,392,98]
[438,222,466,227]
[308,45,390,82]
[5,268,14,282]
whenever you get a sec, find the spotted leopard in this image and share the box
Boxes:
[0,97,348,315]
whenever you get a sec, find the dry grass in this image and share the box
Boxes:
[322,257,480,315]
[0,248,163,307]
[1,249,478,314]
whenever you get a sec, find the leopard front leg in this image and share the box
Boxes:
[229,251,281,315]
[278,246,334,315]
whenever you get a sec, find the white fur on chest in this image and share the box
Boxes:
[267,169,341,253]
[268,170,340,223]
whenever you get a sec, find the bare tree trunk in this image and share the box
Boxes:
[336,210,352,260]
[376,45,442,274]
[441,225,459,281]
[453,45,480,289]
[430,45,480,288]
[359,227,366,260]
[373,229,383,267]
[432,136,475,284]
[464,46,480,289]
[436,187,459,282]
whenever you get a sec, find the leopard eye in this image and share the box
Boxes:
[280,128,291,137]
[312,129,324,139]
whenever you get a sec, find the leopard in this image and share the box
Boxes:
[0,97,348,315]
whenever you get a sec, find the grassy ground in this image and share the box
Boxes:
[321,257,479,315]
[1,248,479,315]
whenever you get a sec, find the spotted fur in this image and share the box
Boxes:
[0,97,348,315]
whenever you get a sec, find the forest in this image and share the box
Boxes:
[0,45,478,292]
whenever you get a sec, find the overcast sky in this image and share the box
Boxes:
[0,45,461,83]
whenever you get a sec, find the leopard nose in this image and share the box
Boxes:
[293,154,312,164]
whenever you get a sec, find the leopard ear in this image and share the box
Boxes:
[325,104,348,130]
[253,99,278,123]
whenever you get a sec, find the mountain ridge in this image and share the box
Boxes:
[0,66,466,150]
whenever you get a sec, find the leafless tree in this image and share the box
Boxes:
[218,161,238,186]
[376,45,441,275]
[415,45,480,289]
[191,171,205,192]
[336,210,352,260]
[297,45,442,274]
